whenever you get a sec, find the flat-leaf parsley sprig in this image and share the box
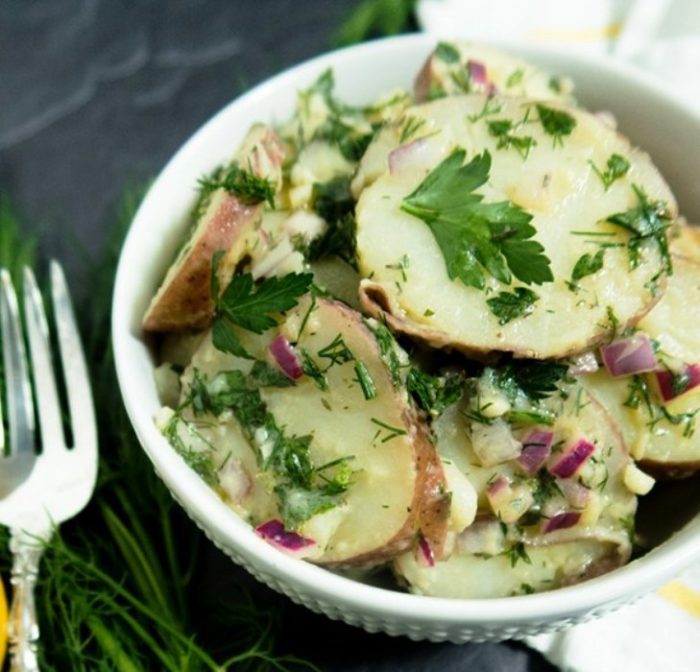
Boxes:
[400,149,552,290]
[211,256,312,358]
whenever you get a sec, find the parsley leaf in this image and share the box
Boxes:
[495,361,570,402]
[401,149,552,289]
[606,184,673,274]
[536,104,577,145]
[590,153,630,190]
[570,249,605,286]
[198,164,275,208]
[486,287,539,325]
[212,271,312,357]
[435,42,460,63]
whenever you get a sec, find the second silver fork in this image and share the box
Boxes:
[0,263,98,672]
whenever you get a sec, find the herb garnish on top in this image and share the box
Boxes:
[400,149,552,290]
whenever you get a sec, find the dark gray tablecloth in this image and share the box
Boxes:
[0,1,557,669]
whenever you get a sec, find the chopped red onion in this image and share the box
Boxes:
[255,519,315,552]
[569,351,599,375]
[468,59,488,85]
[517,429,553,475]
[558,478,590,508]
[269,336,302,380]
[600,333,658,377]
[417,535,435,568]
[543,511,581,533]
[654,363,700,401]
[487,476,509,497]
[388,138,438,175]
[549,438,595,478]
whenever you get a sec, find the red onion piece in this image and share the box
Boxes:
[417,535,435,568]
[388,138,438,175]
[558,478,590,508]
[517,429,553,475]
[467,59,488,85]
[543,511,581,533]
[600,333,658,377]
[549,438,595,478]
[487,476,509,497]
[255,519,315,552]
[654,364,700,401]
[569,351,599,375]
[269,336,302,380]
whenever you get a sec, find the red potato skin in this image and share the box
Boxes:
[413,56,436,102]
[143,194,260,332]
[313,300,450,568]
[143,126,286,333]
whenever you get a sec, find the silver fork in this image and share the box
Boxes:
[0,263,97,672]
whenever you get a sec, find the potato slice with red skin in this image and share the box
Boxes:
[582,255,700,478]
[143,126,286,332]
[394,378,636,597]
[355,94,677,360]
[414,42,574,103]
[160,295,449,566]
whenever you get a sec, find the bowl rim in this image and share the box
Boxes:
[112,32,700,626]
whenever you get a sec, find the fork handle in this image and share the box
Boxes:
[8,532,44,672]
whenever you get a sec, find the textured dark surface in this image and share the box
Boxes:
[1,1,559,669]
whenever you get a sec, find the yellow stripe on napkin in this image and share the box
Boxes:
[657,581,700,618]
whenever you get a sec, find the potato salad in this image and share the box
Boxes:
[144,42,699,597]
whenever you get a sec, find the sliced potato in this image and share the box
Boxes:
[414,42,575,103]
[582,255,700,477]
[162,296,449,566]
[670,222,700,264]
[355,95,677,359]
[143,126,286,332]
[393,378,636,597]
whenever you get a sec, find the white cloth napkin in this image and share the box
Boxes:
[527,564,700,672]
[415,1,700,669]
[416,0,700,109]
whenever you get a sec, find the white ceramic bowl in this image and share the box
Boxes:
[112,34,700,642]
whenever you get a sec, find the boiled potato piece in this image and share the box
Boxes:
[393,377,636,597]
[356,95,677,359]
[160,296,449,566]
[582,255,700,477]
[414,42,575,103]
[143,126,286,332]
[670,222,700,264]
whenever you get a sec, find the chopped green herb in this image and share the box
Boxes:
[353,360,377,400]
[300,349,328,391]
[548,76,563,93]
[590,153,630,190]
[487,118,537,159]
[370,417,407,443]
[198,163,275,208]
[399,116,427,143]
[317,333,354,369]
[407,368,463,417]
[495,361,570,402]
[536,104,577,146]
[423,308,435,317]
[486,287,539,325]
[435,41,461,63]
[569,249,605,288]
[364,319,405,386]
[309,176,357,267]
[467,98,503,123]
[606,184,673,274]
[401,149,552,289]
[249,360,296,388]
[211,271,312,358]
[502,542,532,568]
[506,68,525,88]
[385,253,410,282]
